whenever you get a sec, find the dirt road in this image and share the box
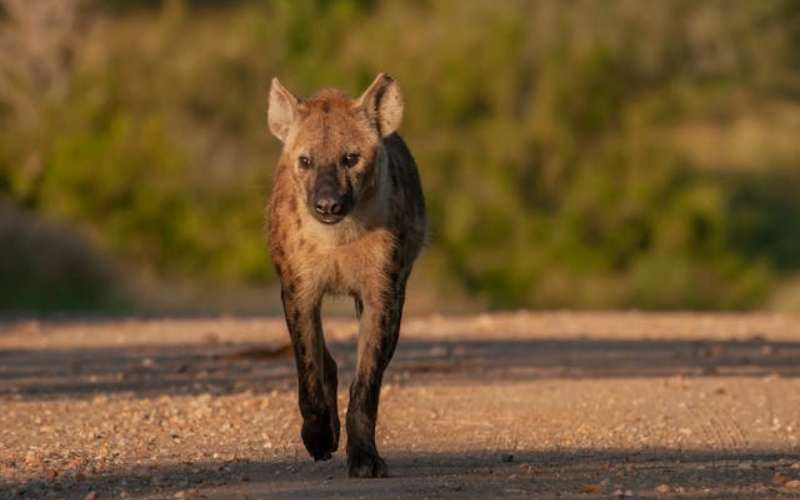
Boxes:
[1,313,800,499]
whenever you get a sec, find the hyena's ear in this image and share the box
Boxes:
[355,73,403,137]
[268,77,301,142]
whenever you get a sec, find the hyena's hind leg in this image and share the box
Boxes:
[281,289,340,460]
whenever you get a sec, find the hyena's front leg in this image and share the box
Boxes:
[346,280,406,478]
[281,289,340,461]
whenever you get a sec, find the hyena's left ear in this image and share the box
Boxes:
[355,73,403,137]
[268,77,301,142]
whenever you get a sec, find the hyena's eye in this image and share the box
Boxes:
[298,156,313,169]
[341,153,360,168]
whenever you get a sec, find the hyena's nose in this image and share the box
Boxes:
[315,196,344,216]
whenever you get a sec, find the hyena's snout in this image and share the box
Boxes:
[310,167,353,224]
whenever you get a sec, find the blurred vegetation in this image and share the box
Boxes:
[2,0,800,312]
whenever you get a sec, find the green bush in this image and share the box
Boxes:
[1,0,799,311]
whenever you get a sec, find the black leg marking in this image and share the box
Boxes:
[346,278,407,478]
[282,289,339,461]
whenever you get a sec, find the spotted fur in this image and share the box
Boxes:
[266,74,426,478]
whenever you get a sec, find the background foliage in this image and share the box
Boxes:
[2,0,800,312]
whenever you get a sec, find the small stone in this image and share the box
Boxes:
[785,480,800,489]
[84,493,97,500]
[24,451,42,468]
[656,484,671,494]
[500,453,514,463]
[429,346,448,357]
[773,472,792,485]
[581,484,601,494]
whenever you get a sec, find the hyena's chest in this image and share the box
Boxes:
[286,223,395,299]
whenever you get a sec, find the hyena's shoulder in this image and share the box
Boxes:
[383,133,425,216]
[383,133,427,252]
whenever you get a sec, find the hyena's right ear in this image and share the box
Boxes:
[268,78,301,142]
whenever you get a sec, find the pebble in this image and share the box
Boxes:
[773,472,792,485]
[581,484,601,494]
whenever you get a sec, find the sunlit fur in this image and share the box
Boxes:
[266,74,426,478]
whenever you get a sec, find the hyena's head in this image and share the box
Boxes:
[268,73,403,225]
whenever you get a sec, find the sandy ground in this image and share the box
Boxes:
[1,312,800,499]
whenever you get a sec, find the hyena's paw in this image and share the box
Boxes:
[301,411,339,461]
[347,446,388,478]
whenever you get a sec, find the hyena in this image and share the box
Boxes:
[266,73,426,478]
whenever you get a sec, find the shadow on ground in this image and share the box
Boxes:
[1,336,797,400]
[4,448,799,499]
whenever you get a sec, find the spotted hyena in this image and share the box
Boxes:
[266,73,426,478]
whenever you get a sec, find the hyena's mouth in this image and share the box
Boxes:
[313,212,347,225]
